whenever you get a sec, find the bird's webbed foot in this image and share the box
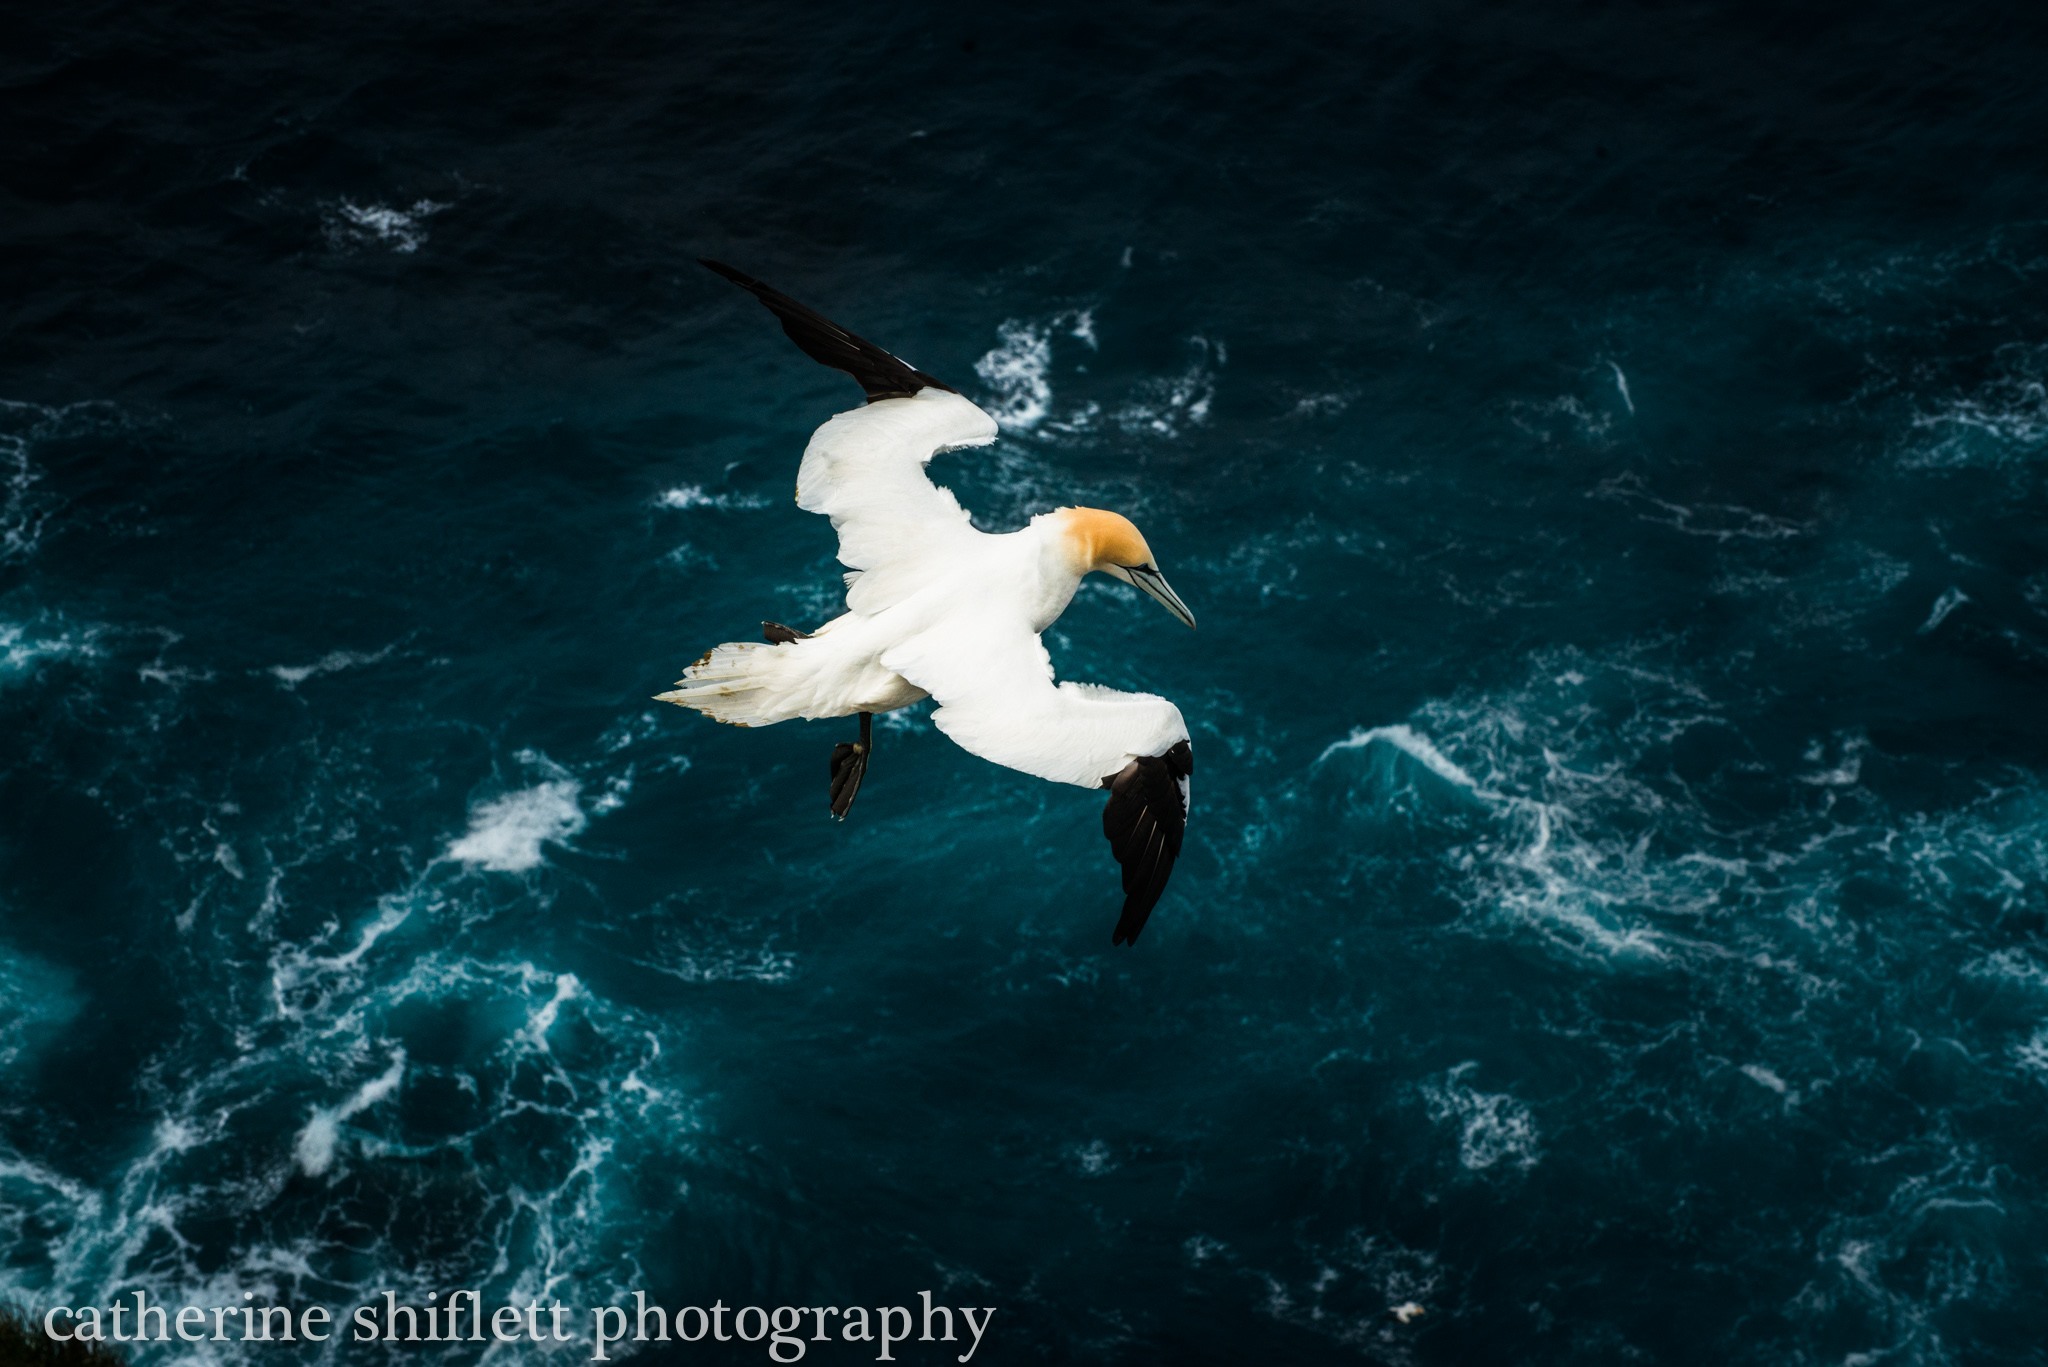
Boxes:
[829,712,873,820]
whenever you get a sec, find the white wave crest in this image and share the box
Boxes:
[324,199,449,254]
[638,945,796,984]
[1741,1064,1792,1098]
[1318,706,1668,959]
[294,1049,406,1177]
[654,483,766,510]
[268,641,398,689]
[1316,724,1490,795]
[1919,586,1970,634]
[1903,342,2048,469]
[1423,1063,1541,1172]
[1,948,696,1362]
[0,398,125,562]
[0,707,692,1361]
[972,309,1220,439]
[1067,1139,1116,1177]
[1112,335,1220,437]
[446,777,586,872]
[1609,359,1636,414]
[0,618,103,683]
[1509,393,1614,447]
[975,319,1056,430]
[1591,473,1806,542]
[1321,641,2048,990]
[2014,1026,2048,1078]
[0,428,43,563]
[1242,1228,1442,1355]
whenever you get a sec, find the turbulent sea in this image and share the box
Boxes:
[6,4,2048,1363]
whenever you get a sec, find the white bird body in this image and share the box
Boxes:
[667,389,1189,789]
[661,262,1197,944]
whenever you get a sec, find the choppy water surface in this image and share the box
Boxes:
[5,4,2048,1363]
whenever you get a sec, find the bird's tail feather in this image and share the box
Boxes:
[655,641,806,727]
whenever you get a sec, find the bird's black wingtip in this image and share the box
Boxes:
[696,258,957,402]
[1111,901,1148,946]
[1100,740,1192,949]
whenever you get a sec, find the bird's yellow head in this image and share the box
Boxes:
[1058,507,1154,574]
[1055,507,1197,629]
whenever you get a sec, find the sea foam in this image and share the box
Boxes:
[293,1050,406,1177]
[268,642,398,689]
[446,777,586,872]
[324,199,449,254]
[654,484,766,510]
[1423,1064,1541,1173]
[975,319,1057,430]
[972,307,1217,439]
[0,619,102,683]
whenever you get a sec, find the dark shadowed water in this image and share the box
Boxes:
[6,3,2048,1363]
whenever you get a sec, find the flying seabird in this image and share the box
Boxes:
[659,261,1196,945]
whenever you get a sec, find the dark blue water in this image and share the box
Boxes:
[6,3,2048,1363]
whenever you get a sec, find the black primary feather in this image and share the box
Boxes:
[700,259,959,402]
[1101,740,1193,946]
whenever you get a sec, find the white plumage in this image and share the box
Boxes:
[659,262,1197,944]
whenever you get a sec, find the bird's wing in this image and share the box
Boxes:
[702,260,998,615]
[701,259,958,402]
[884,620,1193,944]
[1100,739,1195,946]
[796,389,997,614]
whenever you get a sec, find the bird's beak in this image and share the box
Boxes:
[1127,565,1197,629]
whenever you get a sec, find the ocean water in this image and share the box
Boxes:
[4,3,2048,1363]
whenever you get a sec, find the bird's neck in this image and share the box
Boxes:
[1019,516,1093,633]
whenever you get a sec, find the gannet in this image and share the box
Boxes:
[658,261,1196,945]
